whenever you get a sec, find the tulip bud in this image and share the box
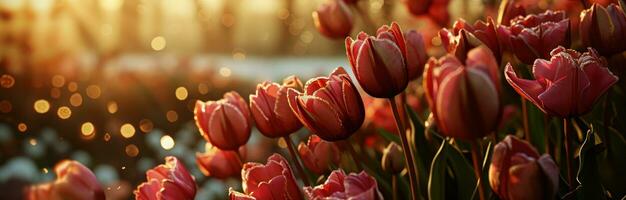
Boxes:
[195,91,251,150]
[497,10,570,64]
[25,160,105,200]
[250,76,303,138]
[580,3,626,56]
[298,135,341,174]
[489,135,559,200]
[196,143,242,180]
[402,0,432,15]
[497,0,526,25]
[424,46,501,140]
[287,67,365,141]
[135,156,197,200]
[381,142,405,174]
[346,22,410,98]
[505,46,619,117]
[313,0,354,39]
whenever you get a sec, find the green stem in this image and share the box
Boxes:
[343,140,364,171]
[389,97,420,200]
[563,118,574,189]
[471,141,486,200]
[392,174,398,200]
[521,97,531,143]
[283,136,312,186]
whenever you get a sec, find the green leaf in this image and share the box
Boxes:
[598,127,626,196]
[407,106,435,193]
[378,128,401,144]
[428,141,448,200]
[577,127,607,200]
[445,143,477,200]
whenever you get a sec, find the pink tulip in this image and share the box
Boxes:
[298,135,341,174]
[250,76,303,138]
[134,156,197,200]
[505,46,618,117]
[489,135,559,200]
[423,46,501,140]
[195,91,251,150]
[287,67,364,141]
[196,145,242,180]
[229,154,302,200]
[303,170,383,200]
[405,30,429,80]
[498,10,570,64]
[313,0,354,39]
[25,160,105,200]
[402,0,451,27]
[346,22,409,98]
[497,0,526,25]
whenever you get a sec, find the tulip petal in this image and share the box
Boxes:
[505,64,546,113]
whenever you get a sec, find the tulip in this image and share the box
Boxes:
[303,170,383,200]
[497,10,570,64]
[342,0,359,4]
[489,135,559,200]
[287,67,365,141]
[504,46,618,117]
[497,0,526,25]
[25,160,105,200]
[381,142,405,174]
[196,144,242,180]
[440,18,501,61]
[423,46,501,140]
[580,3,626,56]
[195,91,251,150]
[250,76,304,138]
[405,30,429,80]
[134,157,196,200]
[346,22,410,98]
[402,0,451,27]
[229,154,302,200]
[297,135,341,174]
[313,0,354,39]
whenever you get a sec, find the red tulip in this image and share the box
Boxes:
[303,170,383,200]
[405,30,429,80]
[134,156,196,200]
[195,91,251,150]
[402,0,432,15]
[498,10,570,64]
[297,135,341,174]
[440,18,501,60]
[346,22,410,98]
[505,46,618,117]
[423,46,501,140]
[196,144,242,180]
[497,0,526,25]
[580,3,626,56]
[342,0,359,5]
[250,76,303,138]
[364,92,421,133]
[25,160,104,200]
[313,0,354,39]
[489,135,559,200]
[287,67,365,141]
[229,154,302,200]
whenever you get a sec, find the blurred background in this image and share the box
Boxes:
[0,0,493,199]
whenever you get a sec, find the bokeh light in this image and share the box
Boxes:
[151,36,166,51]
[50,88,61,99]
[29,138,37,146]
[86,85,102,99]
[81,122,96,136]
[0,74,15,88]
[51,75,65,88]
[18,123,27,132]
[107,101,118,114]
[67,82,78,92]
[139,119,153,133]
[166,110,178,122]
[57,106,72,119]
[125,144,139,157]
[175,87,188,100]
[219,67,232,77]
[0,100,12,113]
[70,93,83,107]
[197,83,209,95]
[160,135,175,150]
[34,99,51,114]
[120,123,136,138]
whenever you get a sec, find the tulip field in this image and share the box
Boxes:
[1,0,626,199]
